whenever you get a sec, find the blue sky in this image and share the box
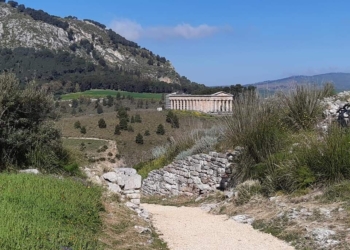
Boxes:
[18,0,350,86]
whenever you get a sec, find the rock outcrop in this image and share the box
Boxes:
[142,149,242,196]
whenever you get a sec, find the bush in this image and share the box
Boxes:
[80,126,87,134]
[96,105,103,114]
[144,130,150,136]
[235,180,262,205]
[74,121,81,129]
[119,118,128,130]
[279,83,334,130]
[0,73,66,171]
[114,125,121,135]
[135,133,144,144]
[296,125,350,184]
[156,124,165,135]
[98,118,106,128]
[222,91,287,182]
[127,125,134,132]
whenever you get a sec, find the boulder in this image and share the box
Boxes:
[107,182,121,193]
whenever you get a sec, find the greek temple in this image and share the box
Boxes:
[165,91,233,113]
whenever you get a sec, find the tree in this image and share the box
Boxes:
[127,125,134,132]
[166,110,179,128]
[135,114,142,123]
[0,73,64,169]
[98,118,107,128]
[135,133,143,144]
[156,124,165,135]
[96,104,104,114]
[119,118,128,130]
[144,130,150,136]
[114,125,121,135]
[8,1,18,8]
[80,126,87,134]
[72,99,78,108]
[130,115,135,123]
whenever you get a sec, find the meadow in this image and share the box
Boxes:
[0,174,103,249]
[61,89,163,100]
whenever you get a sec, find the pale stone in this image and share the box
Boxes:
[19,169,40,174]
[107,183,121,193]
[124,174,142,190]
[102,172,118,183]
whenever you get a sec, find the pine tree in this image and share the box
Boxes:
[135,133,144,144]
[74,121,81,129]
[156,124,165,135]
[96,104,103,114]
[130,115,135,123]
[98,118,107,128]
[119,118,128,130]
[80,126,87,134]
[135,114,142,123]
[114,125,121,135]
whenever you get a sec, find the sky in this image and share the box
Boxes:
[17,0,350,86]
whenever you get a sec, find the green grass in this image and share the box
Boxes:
[61,89,162,100]
[0,174,103,249]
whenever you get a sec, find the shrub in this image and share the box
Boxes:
[144,130,150,136]
[135,114,142,123]
[114,125,121,135]
[119,118,128,130]
[135,133,144,144]
[0,73,66,171]
[222,91,286,183]
[80,126,86,134]
[107,152,113,157]
[156,124,165,135]
[130,116,135,123]
[279,83,334,130]
[235,180,262,205]
[98,118,106,128]
[74,121,81,129]
[96,105,103,114]
[296,124,350,184]
[166,110,179,128]
[127,125,134,132]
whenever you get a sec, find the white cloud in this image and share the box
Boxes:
[109,19,229,41]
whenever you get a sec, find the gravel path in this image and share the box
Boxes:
[142,204,294,250]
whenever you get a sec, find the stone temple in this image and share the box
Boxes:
[165,91,233,113]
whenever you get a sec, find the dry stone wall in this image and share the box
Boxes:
[142,150,242,196]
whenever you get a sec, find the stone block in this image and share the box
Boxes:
[126,193,141,199]
[102,172,118,183]
[19,169,40,174]
[190,171,199,176]
[107,182,121,193]
[115,168,137,176]
[124,174,142,190]
[130,199,140,205]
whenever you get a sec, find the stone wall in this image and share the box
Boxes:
[142,150,241,196]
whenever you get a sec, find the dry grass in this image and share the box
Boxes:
[99,195,168,250]
[57,108,215,167]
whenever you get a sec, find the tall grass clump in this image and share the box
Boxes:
[296,124,350,184]
[279,83,335,130]
[222,91,287,182]
[0,174,103,249]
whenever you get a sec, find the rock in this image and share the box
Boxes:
[107,182,121,193]
[126,193,141,199]
[19,169,40,174]
[125,201,138,209]
[124,174,142,190]
[115,168,137,176]
[200,203,217,212]
[224,191,234,199]
[312,228,336,242]
[231,214,255,225]
[130,198,140,205]
[134,225,151,234]
[102,172,118,183]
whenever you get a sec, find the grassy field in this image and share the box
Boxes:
[0,174,103,249]
[61,89,163,100]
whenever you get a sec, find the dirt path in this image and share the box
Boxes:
[142,204,294,250]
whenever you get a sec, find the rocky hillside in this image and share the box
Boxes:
[0,1,206,94]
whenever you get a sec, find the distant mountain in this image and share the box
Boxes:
[252,73,350,93]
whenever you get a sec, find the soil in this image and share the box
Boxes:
[142,203,294,250]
